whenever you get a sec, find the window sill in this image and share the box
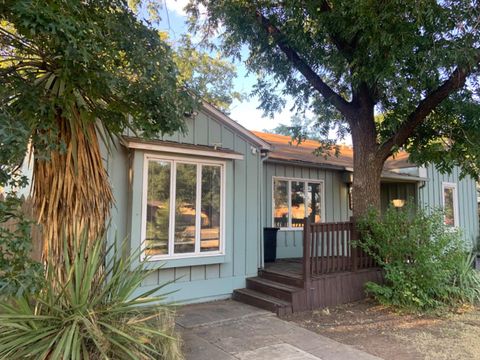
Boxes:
[278,227,304,231]
[140,253,226,270]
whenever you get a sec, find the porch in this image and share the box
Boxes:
[233,219,383,315]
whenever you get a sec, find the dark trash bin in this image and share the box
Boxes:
[475,254,480,271]
[263,227,279,263]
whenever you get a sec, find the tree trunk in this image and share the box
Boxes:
[351,144,383,218]
[32,116,113,271]
[350,111,384,219]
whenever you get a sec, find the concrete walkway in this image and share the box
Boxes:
[177,300,382,360]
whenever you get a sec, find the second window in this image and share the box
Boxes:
[273,178,324,229]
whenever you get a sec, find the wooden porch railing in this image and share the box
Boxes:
[302,217,376,284]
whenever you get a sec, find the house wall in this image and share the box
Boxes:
[418,164,478,245]
[261,161,422,259]
[380,182,417,214]
[262,162,352,259]
[107,110,262,303]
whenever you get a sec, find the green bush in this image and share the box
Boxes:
[0,116,44,298]
[358,205,480,311]
[0,233,183,359]
[0,194,44,298]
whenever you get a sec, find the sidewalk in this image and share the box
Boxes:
[177,300,382,360]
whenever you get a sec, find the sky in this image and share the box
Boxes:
[159,0,294,131]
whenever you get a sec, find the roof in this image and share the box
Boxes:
[253,131,415,172]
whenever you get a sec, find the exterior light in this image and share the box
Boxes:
[341,171,353,184]
[391,199,405,208]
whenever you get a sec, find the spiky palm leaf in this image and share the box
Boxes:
[0,232,182,359]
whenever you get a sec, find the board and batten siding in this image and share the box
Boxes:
[262,162,351,259]
[418,164,478,245]
[380,182,417,214]
[262,161,425,259]
[107,111,262,303]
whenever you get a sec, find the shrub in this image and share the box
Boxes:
[0,194,44,298]
[0,118,44,298]
[0,232,183,359]
[357,205,480,311]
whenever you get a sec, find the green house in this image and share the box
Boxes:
[105,102,478,309]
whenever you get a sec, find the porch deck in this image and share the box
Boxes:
[264,257,368,278]
[264,258,382,310]
[233,219,384,315]
[264,258,304,278]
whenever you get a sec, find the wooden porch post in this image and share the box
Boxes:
[303,217,312,309]
[350,216,358,272]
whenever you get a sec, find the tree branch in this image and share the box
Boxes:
[378,56,480,161]
[255,11,353,118]
[306,1,378,115]
[309,0,358,62]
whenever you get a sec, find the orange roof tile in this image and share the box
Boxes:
[253,131,413,170]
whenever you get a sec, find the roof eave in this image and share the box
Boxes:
[121,136,245,160]
[266,157,347,171]
[380,172,428,183]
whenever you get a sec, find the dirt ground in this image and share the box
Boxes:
[285,300,480,360]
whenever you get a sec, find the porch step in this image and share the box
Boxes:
[232,288,293,316]
[246,277,303,302]
[258,268,304,287]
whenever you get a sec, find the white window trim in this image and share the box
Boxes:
[141,153,226,262]
[125,138,244,160]
[442,182,459,228]
[272,176,325,231]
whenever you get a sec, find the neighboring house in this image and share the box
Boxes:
[104,102,478,310]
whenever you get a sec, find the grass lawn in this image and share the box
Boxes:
[285,299,480,360]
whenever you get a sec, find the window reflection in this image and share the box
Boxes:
[201,165,221,252]
[273,179,323,228]
[273,180,289,227]
[443,187,455,227]
[146,161,170,256]
[144,157,224,258]
[174,163,197,253]
[307,182,322,223]
[291,181,305,228]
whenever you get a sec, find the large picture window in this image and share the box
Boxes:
[442,182,458,228]
[142,155,224,260]
[273,177,324,229]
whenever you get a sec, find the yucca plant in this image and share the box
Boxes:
[450,252,480,305]
[0,232,182,359]
[1,0,194,265]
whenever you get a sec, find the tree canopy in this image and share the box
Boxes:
[1,0,193,151]
[0,0,240,181]
[0,0,239,264]
[188,0,480,215]
[172,34,242,113]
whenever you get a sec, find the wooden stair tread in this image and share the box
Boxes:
[261,268,302,279]
[232,288,292,316]
[258,269,304,287]
[247,277,303,293]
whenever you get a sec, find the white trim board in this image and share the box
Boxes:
[124,138,244,160]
